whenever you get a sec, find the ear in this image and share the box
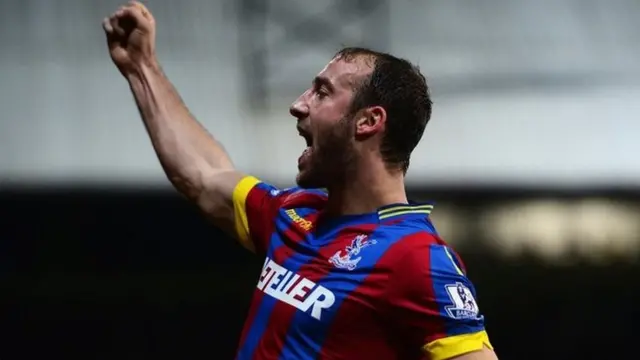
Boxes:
[355,106,386,137]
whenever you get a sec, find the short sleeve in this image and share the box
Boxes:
[385,242,493,360]
[232,176,292,255]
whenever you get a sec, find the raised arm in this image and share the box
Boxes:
[125,60,245,234]
[102,2,249,247]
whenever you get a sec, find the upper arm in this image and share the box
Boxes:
[196,171,289,254]
[385,241,496,360]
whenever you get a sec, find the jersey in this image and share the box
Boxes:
[232,176,493,360]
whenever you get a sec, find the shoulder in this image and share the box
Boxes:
[377,226,467,277]
[240,179,327,207]
[382,231,474,312]
[279,187,328,209]
[378,220,442,254]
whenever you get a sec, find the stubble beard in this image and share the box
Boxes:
[295,116,356,190]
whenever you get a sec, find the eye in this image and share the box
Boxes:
[314,87,329,99]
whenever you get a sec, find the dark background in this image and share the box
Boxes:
[3,187,638,360]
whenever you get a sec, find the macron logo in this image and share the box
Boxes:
[257,257,335,321]
[285,209,313,231]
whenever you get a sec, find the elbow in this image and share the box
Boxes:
[167,166,237,204]
[168,173,204,201]
[166,163,212,200]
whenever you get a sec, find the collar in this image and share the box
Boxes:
[377,203,434,221]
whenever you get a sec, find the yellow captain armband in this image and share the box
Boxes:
[232,176,261,247]
[423,330,493,360]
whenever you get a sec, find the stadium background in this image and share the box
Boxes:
[1,0,639,359]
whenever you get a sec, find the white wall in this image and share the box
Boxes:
[1,0,638,187]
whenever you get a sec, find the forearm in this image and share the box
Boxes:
[126,62,234,199]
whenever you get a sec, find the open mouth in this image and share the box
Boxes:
[298,128,313,167]
[298,127,313,147]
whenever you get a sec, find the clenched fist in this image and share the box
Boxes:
[103,1,157,76]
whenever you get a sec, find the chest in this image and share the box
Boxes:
[255,213,393,330]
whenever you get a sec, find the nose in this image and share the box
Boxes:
[289,91,310,120]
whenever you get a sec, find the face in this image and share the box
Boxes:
[289,57,369,189]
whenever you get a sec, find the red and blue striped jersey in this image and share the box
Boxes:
[232,176,493,360]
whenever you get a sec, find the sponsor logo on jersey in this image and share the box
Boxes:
[285,209,313,231]
[444,282,480,320]
[328,234,377,271]
[257,257,335,321]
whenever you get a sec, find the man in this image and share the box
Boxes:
[103,2,498,359]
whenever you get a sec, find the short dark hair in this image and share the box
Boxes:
[334,47,432,174]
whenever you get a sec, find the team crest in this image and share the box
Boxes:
[328,234,377,271]
[444,282,481,320]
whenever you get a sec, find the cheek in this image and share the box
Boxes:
[312,93,350,117]
[310,115,336,137]
[311,104,336,122]
[319,124,352,151]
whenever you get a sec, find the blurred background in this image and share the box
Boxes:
[1,0,639,359]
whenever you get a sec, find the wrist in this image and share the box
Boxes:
[126,58,162,83]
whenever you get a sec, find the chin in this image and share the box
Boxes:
[295,170,325,189]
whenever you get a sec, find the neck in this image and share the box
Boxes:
[325,161,408,216]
